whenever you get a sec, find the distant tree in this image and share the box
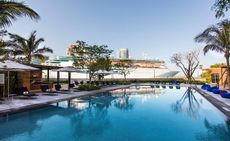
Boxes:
[210,63,226,68]
[195,20,230,88]
[0,0,40,28]
[170,49,200,83]
[171,87,200,119]
[95,57,112,80]
[8,30,53,64]
[70,40,113,82]
[201,69,212,83]
[114,59,134,80]
[212,0,230,18]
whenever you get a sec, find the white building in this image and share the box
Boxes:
[119,48,129,59]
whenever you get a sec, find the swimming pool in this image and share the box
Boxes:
[0,86,230,141]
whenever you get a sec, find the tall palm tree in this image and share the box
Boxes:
[0,0,40,28]
[9,30,53,64]
[195,20,230,88]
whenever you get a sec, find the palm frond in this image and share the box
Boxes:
[0,0,40,28]
[8,31,52,64]
[203,44,224,55]
[194,26,221,43]
[34,46,53,54]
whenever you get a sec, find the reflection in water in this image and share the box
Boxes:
[114,94,134,111]
[0,105,80,140]
[196,119,230,141]
[70,93,117,140]
[171,87,200,119]
[70,104,110,140]
[0,87,230,141]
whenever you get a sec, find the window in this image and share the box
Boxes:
[211,73,219,83]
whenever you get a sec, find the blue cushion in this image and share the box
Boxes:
[201,84,210,90]
[207,86,218,92]
[221,92,230,98]
[212,89,220,94]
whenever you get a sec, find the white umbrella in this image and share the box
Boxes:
[54,67,87,89]
[0,60,39,98]
[0,60,39,71]
[95,70,120,75]
[54,66,86,73]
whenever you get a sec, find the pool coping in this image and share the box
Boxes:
[193,86,230,119]
[0,85,131,116]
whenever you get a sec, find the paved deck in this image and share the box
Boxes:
[0,85,130,115]
[194,86,230,119]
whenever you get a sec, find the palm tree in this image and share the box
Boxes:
[0,0,40,28]
[195,20,230,88]
[8,30,53,64]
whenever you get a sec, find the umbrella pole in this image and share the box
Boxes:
[68,72,71,90]
[7,71,9,99]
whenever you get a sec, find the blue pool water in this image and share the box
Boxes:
[0,86,230,141]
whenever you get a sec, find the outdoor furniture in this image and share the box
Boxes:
[55,84,69,92]
[18,87,37,97]
[212,89,227,94]
[162,85,166,89]
[69,84,75,88]
[156,85,160,88]
[207,86,218,92]
[176,85,180,89]
[169,85,173,89]
[74,81,79,86]
[221,92,230,98]
[201,84,210,90]
[40,85,58,95]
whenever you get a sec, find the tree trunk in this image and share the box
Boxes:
[89,71,92,84]
[225,55,230,89]
[124,74,126,81]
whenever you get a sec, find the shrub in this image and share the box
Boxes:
[78,84,100,91]
[116,81,131,85]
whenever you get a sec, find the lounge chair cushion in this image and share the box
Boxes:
[18,87,37,96]
[201,84,210,90]
[221,92,230,98]
[207,86,218,92]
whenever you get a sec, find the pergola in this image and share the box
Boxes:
[29,64,62,84]
[54,67,87,89]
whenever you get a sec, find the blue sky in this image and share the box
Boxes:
[6,0,230,68]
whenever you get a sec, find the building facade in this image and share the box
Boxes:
[119,48,129,59]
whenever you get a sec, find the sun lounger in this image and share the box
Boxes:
[169,86,173,89]
[207,86,218,92]
[55,84,69,92]
[18,87,37,97]
[212,89,227,94]
[201,84,210,90]
[176,85,180,89]
[40,85,58,96]
[221,92,230,98]
[69,84,75,88]
[162,85,166,89]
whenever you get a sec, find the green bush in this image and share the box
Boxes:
[116,81,131,85]
[78,84,100,91]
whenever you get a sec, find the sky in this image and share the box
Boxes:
[5,0,230,69]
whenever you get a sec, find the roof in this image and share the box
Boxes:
[28,64,62,70]
[157,71,180,78]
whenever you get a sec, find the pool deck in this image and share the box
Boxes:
[0,85,130,116]
[194,86,230,119]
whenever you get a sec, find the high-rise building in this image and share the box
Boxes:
[119,48,129,59]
